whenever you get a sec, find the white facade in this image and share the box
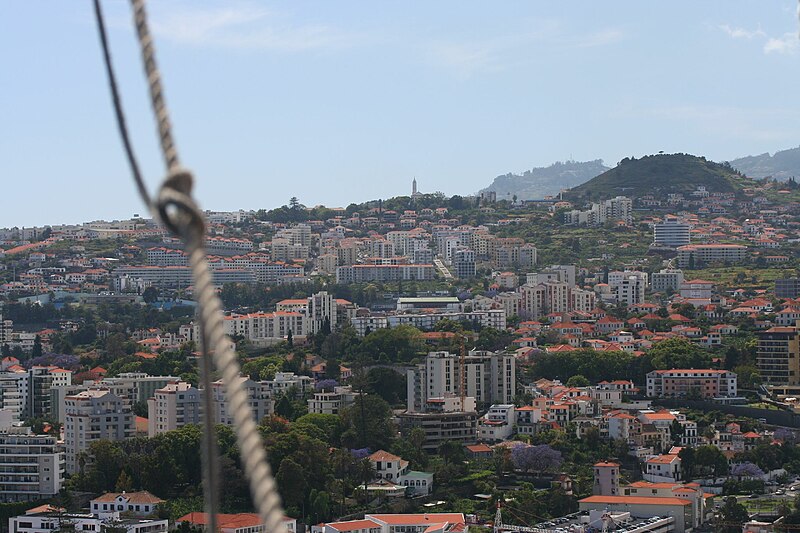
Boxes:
[147,381,201,436]
[64,389,133,474]
[0,427,64,502]
[653,217,691,247]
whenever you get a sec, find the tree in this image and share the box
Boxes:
[719,496,750,533]
[366,367,407,405]
[115,471,134,492]
[275,458,307,512]
[142,286,159,304]
[32,335,43,359]
[678,447,696,480]
[511,444,563,474]
[286,329,293,348]
[275,394,295,420]
[566,375,589,387]
[340,395,395,451]
[647,338,710,370]
[731,462,764,479]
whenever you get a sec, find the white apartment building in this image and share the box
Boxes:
[210,377,273,425]
[653,216,691,247]
[10,508,168,533]
[307,386,362,415]
[646,369,737,399]
[261,372,314,398]
[651,269,684,292]
[0,426,65,502]
[478,404,516,442]
[676,244,748,267]
[0,371,27,423]
[64,389,133,474]
[147,381,201,436]
[407,350,515,412]
[608,271,648,306]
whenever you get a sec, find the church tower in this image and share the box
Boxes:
[412,177,417,196]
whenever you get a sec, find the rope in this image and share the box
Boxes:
[130,0,179,172]
[91,0,151,209]
[92,1,288,532]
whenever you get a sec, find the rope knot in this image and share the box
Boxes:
[156,168,205,243]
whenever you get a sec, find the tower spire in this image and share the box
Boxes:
[412,177,417,196]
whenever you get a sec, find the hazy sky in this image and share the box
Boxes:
[2,1,799,227]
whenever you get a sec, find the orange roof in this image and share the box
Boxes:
[628,481,681,488]
[580,495,691,506]
[647,455,680,464]
[179,512,294,530]
[369,450,402,462]
[327,520,382,532]
[465,443,493,453]
[368,514,465,526]
[594,462,620,467]
[93,491,164,504]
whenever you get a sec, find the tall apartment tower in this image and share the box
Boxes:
[757,326,800,385]
[147,381,201,436]
[0,426,65,502]
[407,350,515,412]
[64,389,133,474]
[653,216,691,247]
[593,462,620,496]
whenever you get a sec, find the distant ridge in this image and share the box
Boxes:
[729,145,800,180]
[481,159,609,201]
[564,153,751,203]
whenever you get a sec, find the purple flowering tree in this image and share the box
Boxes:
[350,448,371,460]
[315,379,338,391]
[511,443,563,474]
[731,462,765,479]
[774,428,796,444]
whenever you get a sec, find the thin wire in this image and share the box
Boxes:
[93,0,288,530]
[92,0,151,208]
[130,0,180,171]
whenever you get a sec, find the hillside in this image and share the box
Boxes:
[564,153,750,203]
[730,145,800,180]
[481,159,608,200]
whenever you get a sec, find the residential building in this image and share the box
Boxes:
[646,369,737,398]
[9,507,168,533]
[90,491,164,518]
[0,426,64,502]
[398,396,478,452]
[478,404,516,442]
[757,326,800,385]
[64,389,134,474]
[211,377,273,425]
[368,450,434,496]
[308,386,362,415]
[651,269,684,293]
[593,462,620,496]
[452,249,476,279]
[653,216,691,247]
[643,454,682,483]
[776,278,800,299]
[406,350,515,412]
[147,381,201,436]
[676,244,747,267]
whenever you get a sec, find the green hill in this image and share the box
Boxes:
[564,153,750,203]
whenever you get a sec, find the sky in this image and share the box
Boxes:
[2,1,800,227]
